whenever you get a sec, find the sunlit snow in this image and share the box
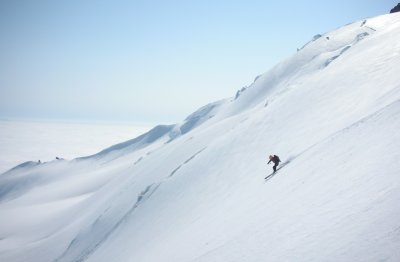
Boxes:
[1,13,400,262]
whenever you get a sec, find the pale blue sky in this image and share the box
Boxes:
[0,0,397,123]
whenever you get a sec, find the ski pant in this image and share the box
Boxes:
[273,162,279,172]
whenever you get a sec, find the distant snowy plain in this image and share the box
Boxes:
[0,120,152,173]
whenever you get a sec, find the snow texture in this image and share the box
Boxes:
[0,120,152,173]
[1,13,400,262]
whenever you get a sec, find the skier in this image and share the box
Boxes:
[267,155,281,173]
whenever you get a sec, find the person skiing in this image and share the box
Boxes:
[267,155,281,173]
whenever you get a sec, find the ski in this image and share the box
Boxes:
[264,173,275,180]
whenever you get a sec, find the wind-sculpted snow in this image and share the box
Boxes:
[169,147,207,177]
[55,182,162,262]
[55,145,208,262]
[324,30,374,67]
[1,161,38,175]
[179,101,223,135]
[77,124,175,160]
[0,171,38,202]
[0,160,69,202]
[1,13,400,262]
[298,34,322,50]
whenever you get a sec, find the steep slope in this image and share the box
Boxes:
[1,13,400,262]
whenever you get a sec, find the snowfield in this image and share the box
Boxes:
[1,13,400,262]
[0,120,152,174]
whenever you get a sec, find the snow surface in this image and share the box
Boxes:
[1,13,400,262]
[0,120,152,173]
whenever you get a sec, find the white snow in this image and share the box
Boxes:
[0,120,152,173]
[1,13,400,262]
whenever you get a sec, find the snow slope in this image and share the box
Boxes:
[1,13,400,262]
[0,120,152,174]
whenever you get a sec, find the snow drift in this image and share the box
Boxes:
[1,13,400,262]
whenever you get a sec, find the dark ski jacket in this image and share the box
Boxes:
[268,155,281,165]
